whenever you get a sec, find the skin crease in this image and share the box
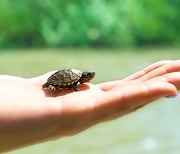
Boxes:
[0,60,180,152]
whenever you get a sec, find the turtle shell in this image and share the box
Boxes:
[47,69,82,87]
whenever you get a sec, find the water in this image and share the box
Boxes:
[9,98,180,154]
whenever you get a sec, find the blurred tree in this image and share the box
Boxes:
[0,0,179,48]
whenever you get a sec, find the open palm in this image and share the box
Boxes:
[0,60,180,152]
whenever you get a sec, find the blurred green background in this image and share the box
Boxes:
[0,0,179,48]
[0,0,180,154]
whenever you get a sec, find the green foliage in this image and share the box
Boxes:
[0,0,179,48]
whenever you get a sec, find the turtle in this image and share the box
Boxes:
[42,68,95,91]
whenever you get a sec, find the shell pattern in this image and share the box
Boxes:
[42,68,95,91]
[47,69,82,87]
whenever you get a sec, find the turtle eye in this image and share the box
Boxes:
[86,71,95,79]
[81,71,95,83]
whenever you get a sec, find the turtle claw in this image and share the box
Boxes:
[48,85,56,91]
[74,82,81,91]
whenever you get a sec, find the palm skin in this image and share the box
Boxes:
[0,60,180,152]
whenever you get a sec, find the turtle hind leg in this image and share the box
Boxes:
[73,82,81,91]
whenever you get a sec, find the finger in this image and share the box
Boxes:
[143,60,173,73]
[98,60,174,91]
[135,60,180,82]
[93,81,177,122]
[124,60,173,81]
[147,72,180,90]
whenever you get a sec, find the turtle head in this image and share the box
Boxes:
[80,71,95,83]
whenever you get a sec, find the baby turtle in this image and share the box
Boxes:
[42,68,95,91]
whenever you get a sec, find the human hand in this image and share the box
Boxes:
[0,60,180,152]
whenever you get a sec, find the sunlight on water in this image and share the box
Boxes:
[144,137,157,151]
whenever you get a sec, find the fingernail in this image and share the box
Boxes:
[165,94,180,98]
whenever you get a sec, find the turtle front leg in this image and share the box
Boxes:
[43,83,57,91]
[74,82,81,91]
[48,85,57,91]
